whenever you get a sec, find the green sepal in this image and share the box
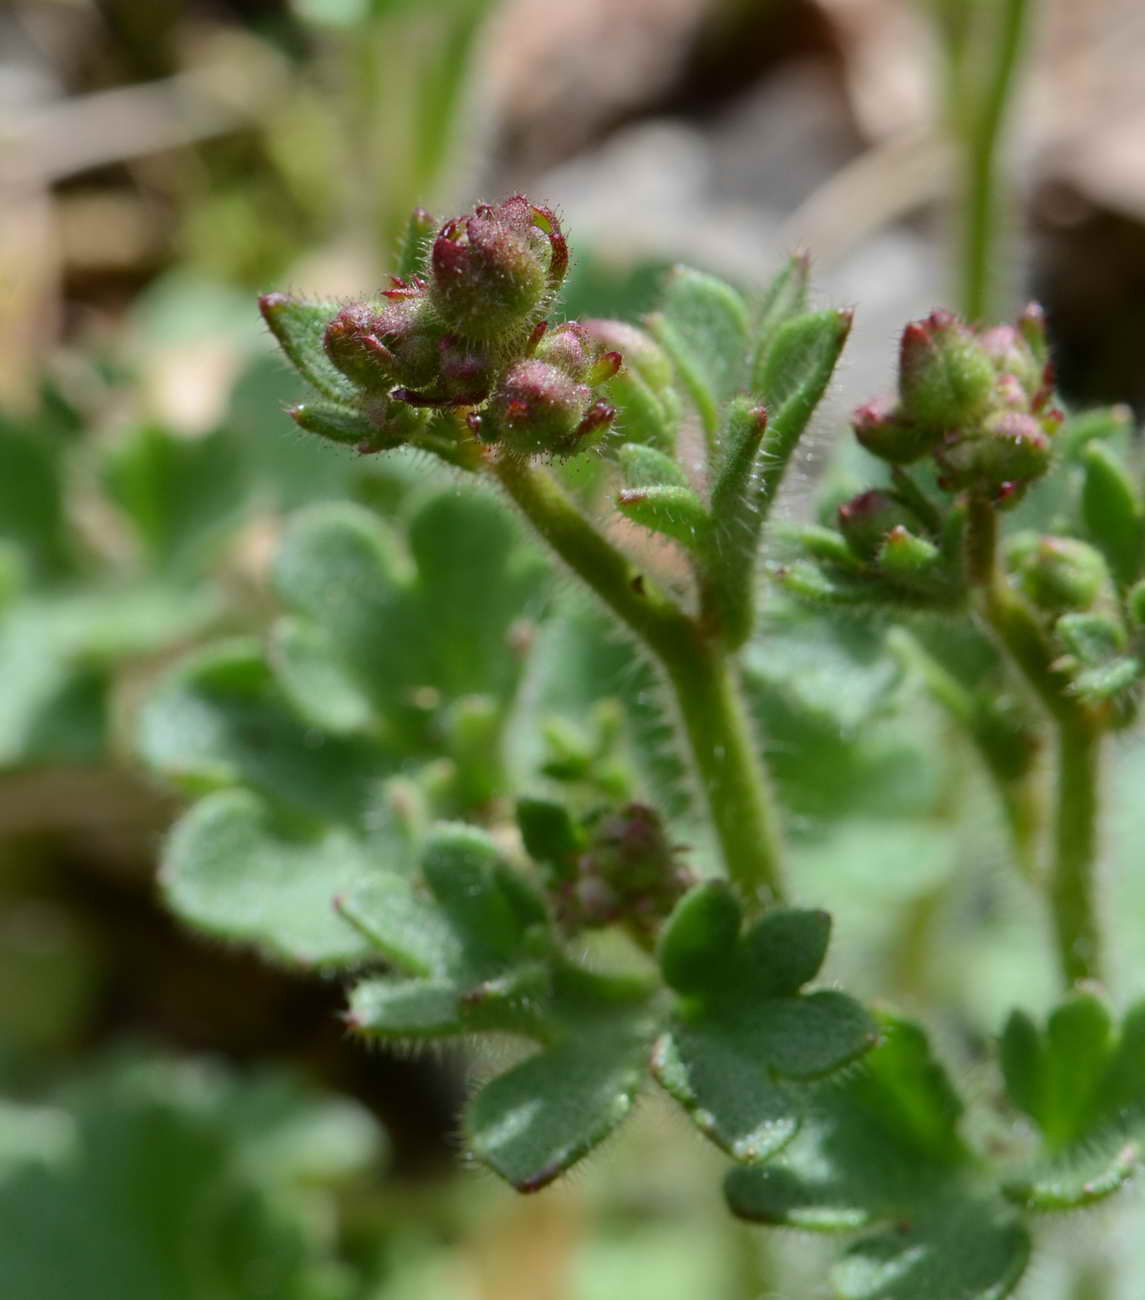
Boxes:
[749,251,811,385]
[617,442,688,489]
[647,268,750,439]
[616,484,712,553]
[258,293,357,403]
[755,309,853,515]
[1080,441,1143,586]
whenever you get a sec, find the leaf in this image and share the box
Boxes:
[653,890,875,1160]
[725,1017,1030,1300]
[1000,994,1145,1210]
[161,789,374,967]
[0,413,69,579]
[755,308,852,514]
[103,424,248,574]
[749,251,811,382]
[616,484,712,553]
[647,268,750,440]
[466,1014,651,1192]
[258,293,358,403]
[139,640,390,828]
[0,1056,380,1300]
[290,398,376,445]
[1080,441,1143,586]
[617,442,689,489]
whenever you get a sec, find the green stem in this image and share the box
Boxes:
[965,497,1104,985]
[957,0,1032,321]
[491,454,785,904]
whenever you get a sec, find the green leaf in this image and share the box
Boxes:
[0,413,69,579]
[269,616,375,735]
[515,797,583,876]
[161,789,373,967]
[258,293,358,403]
[348,976,464,1037]
[466,1018,650,1192]
[1000,994,1145,1210]
[139,640,389,828]
[336,871,460,975]
[1080,441,1143,586]
[103,424,247,574]
[395,205,437,279]
[755,309,852,513]
[749,251,811,383]
[708,398,770,647]
[616,484,712,553]
[648,268,750,440]
[654,893,875,1159]
[617,442,689,489]
[725,1018,1029,1300]
[289,398,375,445]
[0,1056,380,1300]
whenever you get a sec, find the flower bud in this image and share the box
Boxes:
[583,319,674,392]
[485,359,615,456]
[429,196,566,341]
[1008,535,1111,613]
[898,309,996,430]
[851,395,936,465]
[532,321,621,385]
[935,410,1052,498]
[562,803,692,934]
[837,489,921,561]
[323,300,443,394]
[977,323,1044,398]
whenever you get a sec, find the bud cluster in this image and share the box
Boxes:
[547,803,694,939]
[855,305,1060,504]
[266,197,645,460]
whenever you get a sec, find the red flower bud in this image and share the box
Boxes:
[487,359,615,456]
[898,309,996,430]
[851,395,937,465]
[429,197,567,341]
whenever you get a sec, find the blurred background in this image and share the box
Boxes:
[3,1,1145,1296]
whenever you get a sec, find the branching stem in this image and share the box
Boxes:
[966,497,1103,985]
[490,452,786,905]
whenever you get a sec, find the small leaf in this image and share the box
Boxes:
[258,293,358,403]
[395,206,436,279]
[617,484,711,553]
[516,797,582,876]
[269,616,374,734]
[648,268,750,440]
[289,398,375,445]
[348,977,463,1037]
[750,251,811,383]
[657,881,743,996]
[161,789,373,967]
[617,442,689,489]
[466,1023,649,1192]
[740,906,831,997]
[337,873,460,976]
[755,309,852,513]
[1081,441,1143,585]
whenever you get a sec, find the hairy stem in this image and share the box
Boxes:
[491,453,785,903]
[956,0,1032,321]
[966,497,1103,984]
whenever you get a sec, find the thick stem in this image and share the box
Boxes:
[661,632,786,905]
[957,0,1032,321]
[491,454,785,903]
[1052,715,1102,985]
[965,497,1104,985]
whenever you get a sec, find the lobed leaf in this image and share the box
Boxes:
[258,293,359,403]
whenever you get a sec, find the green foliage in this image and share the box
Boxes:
[137,195,1145,1299]
[0,1056,384,1300]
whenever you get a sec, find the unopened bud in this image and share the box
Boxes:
[852,395,936,464]
[936,411,1052,498]
[898,309,996,430]
[486,359,614,456]
[429,196,566,341]
[977,324,1043,398]
[837,489,921,561]
[1009,535,1111,613]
